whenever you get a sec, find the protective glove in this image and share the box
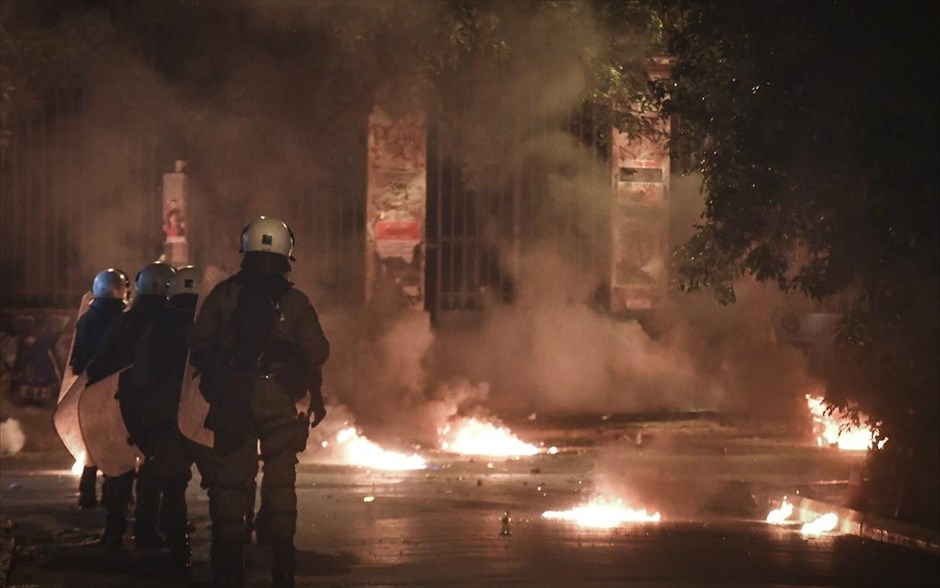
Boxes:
[310,395,326,428]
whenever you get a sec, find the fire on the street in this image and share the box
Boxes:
[439,416,539,457]
[765,497,794,524]
[542,496,662,529]
[805,394,884,451]
[324,426,427,471]
[71,452,85,476]
[800,512,839,536]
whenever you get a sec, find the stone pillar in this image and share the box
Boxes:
[161,160,189,266]
[609,60,671,312]
[365,106,427,309]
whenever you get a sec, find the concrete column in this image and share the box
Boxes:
[161,160,189,266]
[365,105,427,309]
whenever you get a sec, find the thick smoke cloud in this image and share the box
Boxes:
[5,2,818,449]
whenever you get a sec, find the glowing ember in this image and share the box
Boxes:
[71,452,85,477]
[801,512,839,536]
[332,426,426,471]
[439,417,539,457]
[542,497,661,529]
[805,394,885,451]
[766,497,794,524]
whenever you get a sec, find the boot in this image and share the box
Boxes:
[134,529,166,550]
[271,570,295,588]
[78,466,98,508]
[169,535,192,571]
[271,539,296,588]
[211,565,245,588]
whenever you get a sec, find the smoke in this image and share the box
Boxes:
[0,417,26,456]
[427,250,814,421]
[4,3,817,445]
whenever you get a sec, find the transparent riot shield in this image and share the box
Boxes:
[53,291,94,466]
[79,366,143,476]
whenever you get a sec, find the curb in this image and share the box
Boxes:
[793,496,940,555]
[0,520,14,588]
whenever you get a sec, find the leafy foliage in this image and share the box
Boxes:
[663,0,939,521]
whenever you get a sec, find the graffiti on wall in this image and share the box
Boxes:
[609,114,670,312]
[161,161,189,266]
[1,309,77,405]
[366,106,427,309]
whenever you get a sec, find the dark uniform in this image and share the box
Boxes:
[190,258,328,588]
[86,293,166,546]
[126,291,199,567]
[71,297,126,507]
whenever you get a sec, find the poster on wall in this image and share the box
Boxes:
[161,160,189,266]
[366,106,427,309]
[609,112,669,312]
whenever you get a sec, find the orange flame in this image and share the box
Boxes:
[439,417,539,457]
[805,394,884,451]
[321,426,427,471]
[765,497,794,524]
[543,496,661,529]
[800,512,839,536]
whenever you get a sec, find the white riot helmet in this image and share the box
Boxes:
[167,265,201,299]
[135,262,177,296]
[240,216,295,261]
[92,268,130,301]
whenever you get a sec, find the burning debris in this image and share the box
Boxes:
[316,426,427,471]
[439,416,539,457]
[800,512,839,536]
[805,394,885,451]
[542,496,661,529]
[766,497,840,536]
[765,497,794,524]
[0,417,26,456]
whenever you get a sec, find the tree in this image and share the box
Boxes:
[663,0,939,523]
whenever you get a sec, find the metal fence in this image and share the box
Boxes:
[0,88,367,310]
[425,105,611,316]
[0,86,164,309]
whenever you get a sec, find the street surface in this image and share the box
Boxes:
[2,415,938,587]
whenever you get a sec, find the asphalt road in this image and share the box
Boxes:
[2,417,938,587]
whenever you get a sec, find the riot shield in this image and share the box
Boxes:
[52,291,94,466]
[57,291,93,403]
[177,265,228,448]
[79,366,143,476]
[53,372,90,465]
[178,362,212,447]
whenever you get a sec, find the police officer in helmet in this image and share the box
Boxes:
[87,261,176,547]
[190,217,329,588]
[72,268,130,508]
[127,266,202,570]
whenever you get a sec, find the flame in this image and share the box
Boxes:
[805,394,885,451]
[766,497,794,524]
[71,452,85,477]
[439,417,539,457]
[330,426,426,471]
[542,496,661,529]
[801,512,839,536]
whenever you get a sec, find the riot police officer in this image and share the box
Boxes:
[127,266,201,569]
[87,261,176,547]
[71,268,130,508]
[190,217,329,588]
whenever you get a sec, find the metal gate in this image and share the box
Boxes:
[0,86,164,308]
[0,90,367,309]
[425,104,611,318]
